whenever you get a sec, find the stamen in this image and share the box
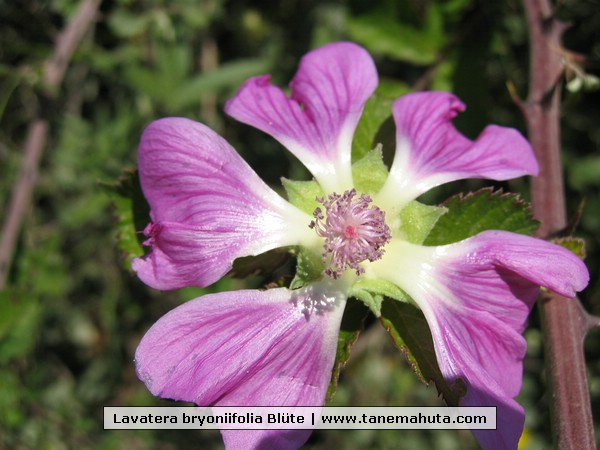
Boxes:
[309,189,391,279]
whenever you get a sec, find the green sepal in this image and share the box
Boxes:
[102,170,150,269]
[0,290,41,362]
[380,299,465,406]
[350,278,411,317]
[424,188,539,245]
[551,236,586,260]
[281,177,323,215]
[289,247,324,290]
[398,201,447,244]
[327,298,370,401]
[351,145,389,195]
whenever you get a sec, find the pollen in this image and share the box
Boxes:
[309,189,391,279]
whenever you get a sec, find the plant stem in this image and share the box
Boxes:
[0,0,101,289]
[521,0,596,448]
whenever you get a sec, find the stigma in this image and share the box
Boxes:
[310,189,391,279]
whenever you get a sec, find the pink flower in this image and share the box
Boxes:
[133,42,588,450]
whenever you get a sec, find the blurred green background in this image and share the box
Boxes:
[1,0,599,449]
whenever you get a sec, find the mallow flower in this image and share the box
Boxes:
[132,42,588,450]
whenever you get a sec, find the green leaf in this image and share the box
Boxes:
[0,290,41,361]
[346,6,444,65]
[102,170,150,269]
[0,370,26,428]
[352,95,394,161]
[108,9,153,38]
[171,58,272,110]
[123,43,192,104]
[380,299,465,406]
[155,43,192,87]
[351,146,389,194]
[424,188,539,245]
[327,298,370,401]
[567,155,600,189]
[376,79,411,100]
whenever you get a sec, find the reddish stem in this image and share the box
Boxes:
[0,120,48,287]
[0,0,101,289]
[522,0,596,448]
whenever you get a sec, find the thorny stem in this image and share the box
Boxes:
[0,0,102,290]
[521,0,596,448]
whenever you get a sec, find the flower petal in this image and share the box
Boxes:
[224,42,378,192]
[370,231,588,449]
[376,92,539,212]
[132,117,316,290]
[425,299,527,450]
[135,284,347,450]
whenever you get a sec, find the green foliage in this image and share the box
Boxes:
[327,299,369,401]
[122,46,272,111]
[102,171,149,269]
[346,3,445,65]
[1,1,598,449]
[171,58,272,109]
[424,188,539,246]
[380,299,466,407]
[351,95,394,161]
[0,290,41,361]
[567,155,600,190]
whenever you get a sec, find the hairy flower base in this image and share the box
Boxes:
[310,189,391,279]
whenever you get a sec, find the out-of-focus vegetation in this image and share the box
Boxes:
[1,0,599,449]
